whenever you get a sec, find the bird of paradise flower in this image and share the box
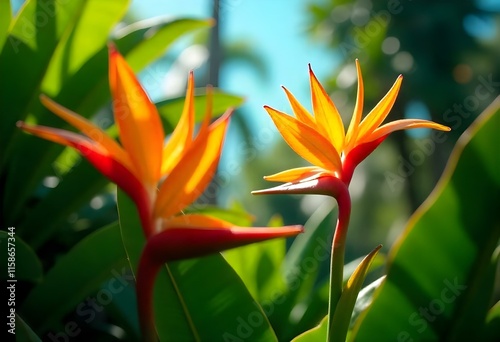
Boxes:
[18,46,303,341]
[253,60,450,341]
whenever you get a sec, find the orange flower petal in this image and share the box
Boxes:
[17,122,149,222]
[309,65,345,152]
[109,46,164,187]
[263,166,327,183]
[161,71,195,176]
[264,105,342,172]
[154,110,231,220]
[282,86,316,127]
[39,95,135,175]
[195,85,215,142]
[367,119,451,143]
[17,121,97,152]
[163,213,234,229]
[344,60,365,154]
[356,75,403,143]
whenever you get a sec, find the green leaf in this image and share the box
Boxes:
[0,0,11,50]
[223,234,287,303]
[329,245,382,342]
[7,13,216,245]
[0,0,92,163]
[342,253,385,286]
[292,316,328,342]
[114,17,213,72]
[274,201,335,339]
[15,314,42,342]
[349,276,385,331]
[352,99,500,341]
[0,230,42,282]
[4,0,129,227]
[481,300,500,341]
[8,14,213,244]
[157,91,245,132]
[21,222,128,333]
[105,282,141,340]
[20,164,108,248]
[117,190,278,342]
[295,256,385,339]
[184,205,254,227]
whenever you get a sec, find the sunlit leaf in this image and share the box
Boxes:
[0,0,82,158]
[481,300,500,341]
[0,0,11,50]
[117,190,278,342]
[291,316,328,342]
[184,204,254,227]
[8,10,214,248]
[4,0,129,229]
[114,17,212,72]
[157,91,245,133]
[273,201,334,339]
[352,99,500,341]
[296,256,385,338]
[329,245,382,341]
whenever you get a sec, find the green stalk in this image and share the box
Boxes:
[326,183,351,342]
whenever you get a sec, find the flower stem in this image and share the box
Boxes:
[136,245,161,342]
[326,181,351,342]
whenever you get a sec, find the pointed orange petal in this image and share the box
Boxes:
[109,47,164,187]
[146,225,303,262]
[253,174,347,198]
[17,121,96,151]
[163,213,234,229]
[198,85,214,134]
[366,119,451,143]
[263,166,327,183]
[154,111,231,220]
[161,71,196,176]
[282,86,316,127]
[356,75,403,143]
[309,65,345,152]
[344,60,365,154]
[264,105,342,172]
[17,122,150,224]
[40,95,135,174]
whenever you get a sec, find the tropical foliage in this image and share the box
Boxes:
[1,1,498,341]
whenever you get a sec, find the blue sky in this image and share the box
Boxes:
[129,0,340,114]
[130,0,340,173]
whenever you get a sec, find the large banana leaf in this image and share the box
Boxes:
[352,98,500,340]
